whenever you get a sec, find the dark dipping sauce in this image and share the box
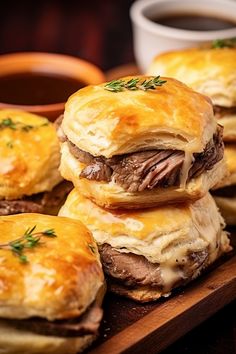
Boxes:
[0,72,85,105]
[150,13,236,31]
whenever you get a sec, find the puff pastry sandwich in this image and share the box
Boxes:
[147,48,236,142]
[0,109,72,216]
[59,189,231,302]
[0,213,105,354]
[59,76,226,209]
[213,144,236,225]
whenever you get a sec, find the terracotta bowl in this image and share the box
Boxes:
[0,52,105,120]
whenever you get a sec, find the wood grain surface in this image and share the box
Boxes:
[87,236,236,354]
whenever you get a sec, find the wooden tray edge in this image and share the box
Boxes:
[89,255,236,354]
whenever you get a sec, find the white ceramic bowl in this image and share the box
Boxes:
[130,0,236,72]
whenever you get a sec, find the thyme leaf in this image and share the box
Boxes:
[0,118,49,132]
[0,225,57,263]
[212,38,236,48]
[104,76,166,93]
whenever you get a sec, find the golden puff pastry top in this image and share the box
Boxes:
[0,110,62,199]
[59,189,230,265]
[147,48,236,107]
[62,76,215,157]
[0,213,104,321]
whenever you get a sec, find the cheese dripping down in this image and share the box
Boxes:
[179,151,194,188]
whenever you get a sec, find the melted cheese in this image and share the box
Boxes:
[180,151,194,188]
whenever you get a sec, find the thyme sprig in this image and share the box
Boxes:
[0,225,57,263]
[0,118,49,132]
[212,38,236,48]
[104,76,167,92]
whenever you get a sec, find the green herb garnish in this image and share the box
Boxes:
[0,225,57,263]
[0,118,17,130]
[212,38,236,48]
[6,141,14,149]
[104,76,167,93]
[0,118,49,132]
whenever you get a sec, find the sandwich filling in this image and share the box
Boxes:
[2,300,102,338]
[99,244,209,293]
[64,125,223,192]
[0,181,72,216]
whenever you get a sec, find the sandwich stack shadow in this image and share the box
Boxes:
[58,75,231,302]
[148,45,236,226]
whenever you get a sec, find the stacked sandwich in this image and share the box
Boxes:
[148,45,236,225]
[59,75,231,302]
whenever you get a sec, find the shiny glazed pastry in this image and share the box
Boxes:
[0,109,72,215]
[59,189,231,302]
[147,48,236,141]
[213,144,236,225]
[59,76,226,209]
[0,213,105,354]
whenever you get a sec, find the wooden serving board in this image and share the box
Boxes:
[87,235,236,354]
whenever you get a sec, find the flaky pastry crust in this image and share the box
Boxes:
[0,110,62,199]
[0,213,104,321]
[147,48,236,107]
[62,76,215,157]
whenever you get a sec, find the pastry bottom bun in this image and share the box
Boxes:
[0,213,105,353]
[60,143,226,209]
[59,190,231,302]
[0,321,93,354]
[0,285,105,354]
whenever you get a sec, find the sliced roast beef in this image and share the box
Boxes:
[66,125,224,192]
[81,162,112,181]
[213,105,236,119]
[39,180,73,209]
[188,124,224,178]
[0,181,73,216]
[0,200,44,215]
[99,244,163,288]
[4,301,102,337]
[99,244,209,290]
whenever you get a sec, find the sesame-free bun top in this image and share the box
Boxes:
[62,76,215,158]
[0,213,104,321]
[147,48,236,107]
[0,109,62,199]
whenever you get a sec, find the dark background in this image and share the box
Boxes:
[0,0,135,71]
